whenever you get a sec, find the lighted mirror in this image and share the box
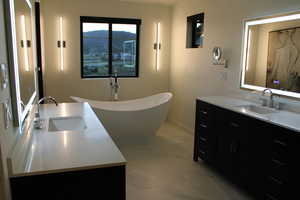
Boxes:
[8,0,36,125]
[241,11,300,99]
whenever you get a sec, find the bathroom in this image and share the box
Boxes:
[0,0,300,199]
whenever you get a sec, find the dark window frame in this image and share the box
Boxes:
[80,16,141,79]
[186,13,204,48]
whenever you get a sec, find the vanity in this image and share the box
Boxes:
[194,96,300,200]
[8,103,126,200]
[193,9,300,200]
[3,1,126,199]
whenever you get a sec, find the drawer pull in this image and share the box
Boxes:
[200,111,208,115]
[199,124,207,128]
[199,137,207,142]
[274,140,287,147]
[199,149,206,155]
[269,176,283,185]
[230,122,239,127]
[265,193,278,200]
[272,159,286,167]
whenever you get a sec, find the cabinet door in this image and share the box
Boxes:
[289,132,300,199]
[214,109,236,176]
[215,110,253,183]
[244,119,270,197]
[194,100,216,164]
[229,116,249,182]
[231,114,263,191]
[262,126,297,200]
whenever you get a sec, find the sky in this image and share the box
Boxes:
[83,23,136,34]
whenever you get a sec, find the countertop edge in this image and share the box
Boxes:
[197,96,300,134]
[9,103,127,178]
[10,161,127,178]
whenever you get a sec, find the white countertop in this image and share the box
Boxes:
[10,103,126,177]
[198,96,300,133]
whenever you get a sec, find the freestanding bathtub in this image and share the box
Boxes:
[70,93,172,142]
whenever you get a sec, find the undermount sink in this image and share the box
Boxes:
[48,116,87,132]
[235,105,278,115]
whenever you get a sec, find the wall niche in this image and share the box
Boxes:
[186,13,204,48]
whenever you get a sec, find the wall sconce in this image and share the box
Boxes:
[58,16,66,71]
[154,22,161,71]
[21,15,30,72]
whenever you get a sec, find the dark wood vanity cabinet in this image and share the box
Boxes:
[193,100,216,164]
[194,99,300,200]
[10,166,126,200]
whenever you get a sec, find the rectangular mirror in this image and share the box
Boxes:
[241,11,300,99]
[7,0,37,126]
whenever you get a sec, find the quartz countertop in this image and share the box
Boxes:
[198,96,300,133]
[10,103,126,177]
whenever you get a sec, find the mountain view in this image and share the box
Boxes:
[83,30,136,55]
[82,30,137,77]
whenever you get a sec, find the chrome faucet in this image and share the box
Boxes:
[34,96,58,129]
[110,71,120,101]
[262,89,275,108]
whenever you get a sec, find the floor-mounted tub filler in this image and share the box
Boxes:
[70,92,173,143]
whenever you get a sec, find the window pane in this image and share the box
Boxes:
[82,23,109,77]
[112,24,137,76]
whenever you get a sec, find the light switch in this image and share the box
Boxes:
[0,63,8,90]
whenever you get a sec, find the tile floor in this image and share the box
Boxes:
[114,122,254,200]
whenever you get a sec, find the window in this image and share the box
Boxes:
[80,17,141,78]
[186,13,204,48]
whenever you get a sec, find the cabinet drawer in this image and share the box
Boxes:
[270,151,288,164]
[198,136,207,151]
[198,148,208,161]
[196,123,209,135]
[264,193,281,200]
[197,111,210,124]
[225,113,250,133]
[268,159,288,183]
[272,139,288,154]
[264,176,286,200]
[197,122,209,129]
[270,140,289,164]
[196,101,214,125]
[271,132,289,151]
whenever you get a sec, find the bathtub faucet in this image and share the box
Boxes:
[110,71,120,101]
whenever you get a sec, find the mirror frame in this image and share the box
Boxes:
[6,0,37,126]
[240,10,300,99]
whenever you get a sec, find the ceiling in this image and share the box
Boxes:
[119,0,179,6]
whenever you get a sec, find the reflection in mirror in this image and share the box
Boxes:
[241,12,300,98]
[14,0,35,110]
[8,0,36,125]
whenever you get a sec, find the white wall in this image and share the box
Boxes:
[41,0,172,102]
[169,0,300,132]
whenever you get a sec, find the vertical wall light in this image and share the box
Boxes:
[21,15,30,72]
[246,29,252,71]
[154,22,161,71]
[58,16,65,71]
